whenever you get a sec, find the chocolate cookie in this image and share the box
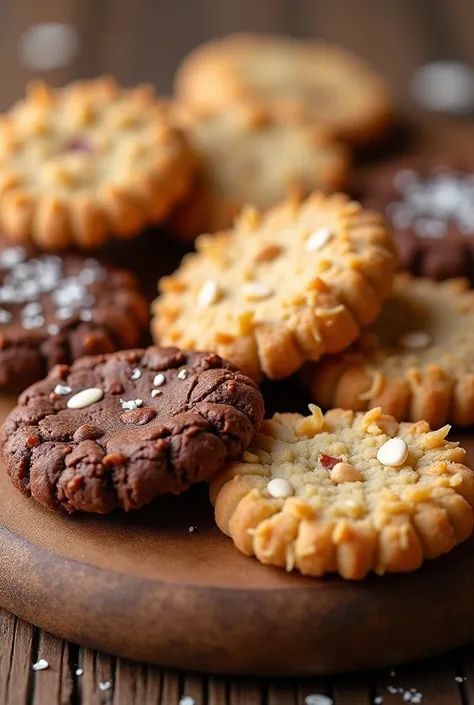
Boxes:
[2,346,265,514]
[0,240,148,392]
[363,159,474,279]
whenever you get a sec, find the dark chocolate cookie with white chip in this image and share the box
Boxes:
[363,159,474,280]
[0,239,148,392]
[1,346,265,514]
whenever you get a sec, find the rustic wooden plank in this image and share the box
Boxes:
[32,630,74,705]
[267,679,297,704]
[79,648,114,705]
[298,678,330,705]
[182,672,207,705]
[3,617,35,705]
[0,610,17,703]
[112,658,162,705]
[332,673,374,705]
[377,654,462,704]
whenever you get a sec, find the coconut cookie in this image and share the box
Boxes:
[175,34,393,146]
[303,274,474,428]
[152,192,397,382]
[2,346,264,514]
[363,159,474,280]
[0,78,195,249]
[170,104,350,235]
[0,239,148,392]
[210,405,474,579]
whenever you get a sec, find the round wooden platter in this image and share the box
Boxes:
[1,394,474,677]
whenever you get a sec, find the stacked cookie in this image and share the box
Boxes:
[2,42,474,586]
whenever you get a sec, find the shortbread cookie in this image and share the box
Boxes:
[304,274,474,427]
[0,78,195,249]
[0,239,148,392]
[171,104,350,234]
[210,405,474,579]
[363,159,474,280]
[2,346,264,514]
[152,193,397,382]
[175,34,393,146]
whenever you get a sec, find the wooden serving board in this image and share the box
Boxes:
[1,390,474,677]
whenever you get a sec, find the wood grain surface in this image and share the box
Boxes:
[1,0,474,703]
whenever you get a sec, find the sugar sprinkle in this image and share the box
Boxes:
[32,659,49,671]
[98,681,112,691]
[120,398,143,412]
[130,368,141,380]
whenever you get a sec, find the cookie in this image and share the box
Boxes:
[363,159,474,280]
[210,405,474,579]
[0,239,148,392]
[170,104,350,234]
[165,171,213,243]
[2,346,264,514]
[303,274,474,428]
[0,78,195,249]
[152,192,397,382]
[175,34,393,146]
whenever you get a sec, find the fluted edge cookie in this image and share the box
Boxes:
[304,274,474,428]
[2,346,264,514]
[210,405,474,579]
[175,34,393,146]
[152,192,397,382]
[0,78,196,249]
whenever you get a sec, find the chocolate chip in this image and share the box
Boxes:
[73,424,103,443]
[120,406,157,425]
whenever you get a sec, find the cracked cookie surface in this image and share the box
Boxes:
[0,78,195,249]
[304,274,474,427]
[0,238,148,392]
[210,405,474,579]
[152,192,397,382]
[2,346,264,514]
[175,34,392,146]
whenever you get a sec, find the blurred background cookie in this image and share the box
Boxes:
[175,34,393,147]
[167,103,350,237]
[0,78,196,249]
[303,274,474,427]
[0,238,148,392]
[363,159,474,280]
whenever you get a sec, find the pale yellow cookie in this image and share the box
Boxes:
[210,405,474,579]
[0,78,195,249]
[304,274,474,428]
[152,192,396,382]
[175,34,393,146]
[171,104,350,234]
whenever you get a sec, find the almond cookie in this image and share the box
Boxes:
[152,192,397,382]
[363,159,474,280]
[0,78,195,249]
[304,274,474,427]
[2,346,264,514]
[210,405,474,579]
[175,34,393,146]
[169,104,350,235]
[0,239,148,392]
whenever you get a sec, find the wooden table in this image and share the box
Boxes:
[2,1,474,703]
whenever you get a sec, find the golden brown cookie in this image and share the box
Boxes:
[304,274,474,427]
[175,34,393,146]
[210,405,474,579]
[0,78,195,249]
[152,192,397,382]
[169,104,350,235]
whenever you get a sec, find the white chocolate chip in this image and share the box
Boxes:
[151,389,162,397]
[330,462,363,484]
[120,398,143,411]
[305,228,333,252]
[67,387,103,409]
[198,279,221,307]
[376,438,409,467]
[396,330,431,349]
[153,373,166,386]
[130,368,141,380]
[177,369,188,380]
[267,478,294,499]
[242,282,274,301]
[54,383,72,396]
